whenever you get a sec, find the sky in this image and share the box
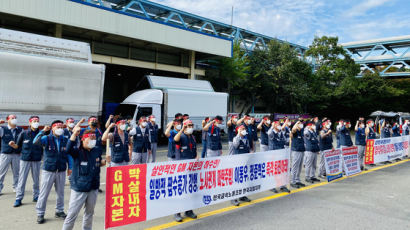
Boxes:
[150,0,410,47]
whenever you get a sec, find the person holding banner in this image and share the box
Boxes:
[129,117,151,164]
[231,125,252,206]
[203,116,224,157]
[62,127,106,230]
[355,120,366,170]
[304,121,320,183]
[290,119,306,188]
[257,115,271,152]
[319,119,333,179]
[173,120,198,222]
[267,121,291,193]
[102,120,131,167]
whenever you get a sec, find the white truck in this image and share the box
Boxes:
[0,28,105,127]
[117,75,229,133]
[0,28,229,132]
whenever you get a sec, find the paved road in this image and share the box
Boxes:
[0,140,408,230]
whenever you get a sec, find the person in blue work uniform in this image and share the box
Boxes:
[257,115,271,152]
[238,115,255,153]
[34,120,70,224]
[129,117,151,164]
[267,121,291,193]
[282,118,292,149]
[304,121,321,184]
[355,119,367,170]
[250,117,258,152]
[173,120,198,222]
[201,117,210,157]
[392,122,401,137]
[13,116,43,207]
[148,115,159,163]
[365,119,377,140]
[336,119,344,148]
[319,119,333,178]
[227,115,244,155]
[380,120,392,139]
[62,127,106,230]
[102,119,132,167]
[63,118,77,184]
[290,119,306,188]
[165,119,182,161]
[0,114,23,195]
[231,125,252,206]
[403,120,410,136]
[339,120,353,148]
[203,116,224,157]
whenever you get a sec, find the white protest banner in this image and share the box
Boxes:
[365,136,409,164]
[324,149,343,182]
[105,149,290,229]
[341,146,361,176]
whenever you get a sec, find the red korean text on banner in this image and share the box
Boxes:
[364,139,375,165]
[105,164,147,229]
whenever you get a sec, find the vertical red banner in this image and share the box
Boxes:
[105,164,147,229]
[364,139,375,165]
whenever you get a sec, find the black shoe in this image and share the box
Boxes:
[296,182,306,187]
[280,187,291,193]
[311,177,320,182]
[239,196,251,202]
[98,189,103,193]
[306,179,314,183]
[33,197,38,202]
[290,183,300,189]
[271,188,278,193]
[185,210,197,219]
[395,158,401,162]
[55,211,67,219]
[13,199,22,207]
[174,213,183,222]
[37,215,45,224]
[231,199,239,206]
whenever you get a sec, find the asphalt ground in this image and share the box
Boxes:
[0,138,409,230]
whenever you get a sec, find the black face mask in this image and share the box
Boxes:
[91,122,98,127]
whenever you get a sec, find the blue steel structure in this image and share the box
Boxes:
[342,36,410,78]
[72,0,307,55]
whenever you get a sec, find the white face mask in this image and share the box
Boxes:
[68,123,75,128]
[326,124,331,129]
[266,120,271,125]
[328,122,332,126]
[346,124,351,128]
[298,124,304,129]
[370,123,374,127]
[31,122,39,129]
[87,140,96,149]
[247,120,252,125]
[120,124,126,131]
[240,130,247,136]
[277,125,282,130]
[312,126,316,131]
[360,124,365,128]
[186,128,194,135]
[10,119,18,125]
[54,128,64,136]
[233,118,238,123]
[175,124,182,130]
[151,118,156,122]
[288,122,292,126]
[141,122,147,128]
